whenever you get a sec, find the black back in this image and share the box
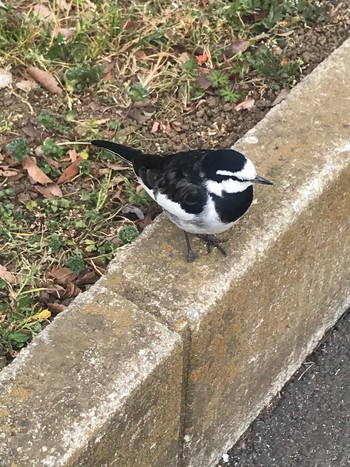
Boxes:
[91,141,254,223]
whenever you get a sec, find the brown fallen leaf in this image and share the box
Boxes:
[0,167,20,177]
[53,27,76,39]
[35,183,63,198]
[47,267,77,285]
[76,270,99,286]
[21,121,40,138]
[23,156,54,185]
[161,122,172,134]
[68,149,78,162]
[128,108,154,124]
[150,121,160,133]
[137,202,159,231]
[94,118,111,125]
[16,79,36,92]
[272,88,290,106]
[229,40,250,56]
[33,4,53,22]
[0,265,16,284]
[60,282,81,299]
[196,73,212,90]
[136,184,145,195]
[47,302,66,314]
[57,156,83,184]
[235,98,255,111]
[122,205,144,220]
[178,52,191,63]
[27,66,63,96]
[273,45,283,57]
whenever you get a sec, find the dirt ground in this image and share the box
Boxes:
[2,4,350,153]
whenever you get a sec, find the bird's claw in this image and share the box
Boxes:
[196,235,227,256]
[187,250,197,263]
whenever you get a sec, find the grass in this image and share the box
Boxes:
[0,0,331,364]
[0,1,327,111]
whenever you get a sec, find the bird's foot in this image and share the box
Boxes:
[196,234,227,256]
[183,231,197,262]
[187,249,197,263]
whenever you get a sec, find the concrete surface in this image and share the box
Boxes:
[100,37,350,465]
[0,38,350,467]
[219,309,350,467]
[0,288,183,466]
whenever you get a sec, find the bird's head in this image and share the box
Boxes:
[204,149,273,196]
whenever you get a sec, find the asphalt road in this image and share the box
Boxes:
[218,310,350,467]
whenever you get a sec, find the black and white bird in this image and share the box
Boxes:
[91,140,273,262]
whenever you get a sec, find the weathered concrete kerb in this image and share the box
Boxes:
[1,39,350,466]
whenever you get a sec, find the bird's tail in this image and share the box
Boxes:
[91,140,143,165]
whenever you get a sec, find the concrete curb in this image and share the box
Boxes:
[1,38,350,466]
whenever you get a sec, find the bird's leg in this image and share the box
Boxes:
[196,234,227,256]
[183,231,197,262]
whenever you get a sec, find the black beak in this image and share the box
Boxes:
[252,175,273,185]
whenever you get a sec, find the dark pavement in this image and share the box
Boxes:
[218,310,350,467]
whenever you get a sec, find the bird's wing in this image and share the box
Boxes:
[92,141,208,214]
[143,151,208,215]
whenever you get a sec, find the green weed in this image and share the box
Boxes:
[119,225,139,244]
[6,137,29,161]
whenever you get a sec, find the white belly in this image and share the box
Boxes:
[140,180,234,235]
[165,197,234,235]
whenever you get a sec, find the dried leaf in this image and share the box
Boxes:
[47,302,66,314]
[235,98,255,111]
[57,157,83,184]
[122,205,144,220]
[137,202,159,231]
[94,118,111,125]
[68,149,78,162]
[0,265,16,283]
[21,121,40,138]
[228,40,250,58]
[35,182,63,198]
[0,68,12,89]
[53,27,76,39]
[178,52,191,63]
[273,45,283,57]
[27,66,63,96]
[272,88,290,106]
[16,79,36,92]
[196,53,208,65]
[150,121,160,133]
[61,282,81,299]
[196,73,212,90]
[161,122,172,134]
[0,167,20,177]
[95,165,129,177]
[128,108,153,124]
[23,156,54,185]
[136,184,145,195]
[76,270,99,286]
[33,4,53,22]
[47,267,77,285]
[131,100,152,109]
